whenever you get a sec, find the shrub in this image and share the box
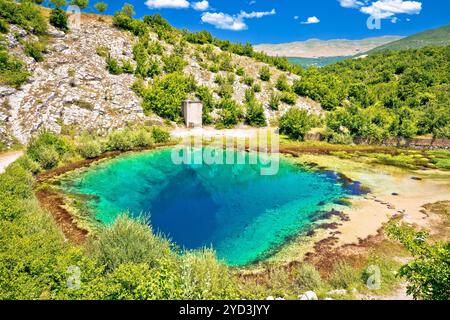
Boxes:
[180,249,241,300]
[216,83,234,99]
[105,55,122,75]
[106,130,134,151]
[328,261,361,290]
[142,73,196,121]
[132,128,153,148]
[269,92,281,110]
[214,74,225,85]
[0,19,9,33]
[217,99,243,128]
[0,0,48,35]
[27,130,69,168]
[196,86,215,125]
[24,40,45,62]
[49,8,68,32]
[276,74,290,91]
[328,132,354,145]
[77,138,103,159]
[0,48,30,88]
[279,108,316,141]
[293,263,323,291]
[96,46,109,57]
[245,99,266,127]
[94,2,108,14]
[386,223,450,300]
[236,66,245,76]
[162,54,187,74]
[33,145,60,169]
[121,59,134,74]
[88,215,174,271]
[242,76,254,86]
[259,66,271,81]
[252,83,262,93]
[152,126,170,143]
[280,91,297,105]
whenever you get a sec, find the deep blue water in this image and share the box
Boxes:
[62,148,355,266]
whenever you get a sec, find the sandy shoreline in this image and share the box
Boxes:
[293,154,450,248]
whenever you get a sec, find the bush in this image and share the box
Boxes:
[252,83,262,93]
[132,128,153,148]
[24,40,45,62]
[162,54,187,74]
[196,86,215,125]
[121,59,134,74]
[293,264,323,291]
[106,130,134,151]
[27,130,70,168]
[105,55,122,75]
[236,66,245,76]
[49,7,68,32]
[328,261,361,290]
[216,83,234,99]
[269,92,281,110]
[152,126,170,143]
[242,76,254,86]
[142,73,196,121]
[259,66,271,82]
[0,47,30,88]
[279,108,316,141]
[0,19,9,33]
[276,74,290,92]
[280,91,297,105]
[328,132,354,145]
[0,0,47,35]
[88,215,174,271]
[77,138,103,159]
[245,99,266,127]
[180,249,241,299]
[386,223,450,300]
[217,99,243,128]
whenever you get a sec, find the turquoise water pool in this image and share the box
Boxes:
[62,148,357,266]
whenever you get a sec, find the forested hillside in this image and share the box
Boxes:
[364,24,450,55]
[291,46,450,142]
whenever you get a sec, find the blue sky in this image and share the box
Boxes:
[83,0,450,44]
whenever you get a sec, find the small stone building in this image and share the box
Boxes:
[181,100,203,128]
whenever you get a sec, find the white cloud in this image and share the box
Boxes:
[391,16,398,23]
[192,1,209,11]
[339,0,422,20]
[145,0,190,9]
[338,0,365,8]
[201,9,276,31]
[301,16,320,24]
[294,16,299,20]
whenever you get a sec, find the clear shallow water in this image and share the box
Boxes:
[287,56,349,68]
[62,148,354,266]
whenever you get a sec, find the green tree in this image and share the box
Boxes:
[386,223,450,300]
[142,73,196,121]
[94,1,108,13]
[49,7,69,32]
[279,108,316,140]
[71,0,89,9]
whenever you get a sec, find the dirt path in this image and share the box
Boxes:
[0,151,24,174]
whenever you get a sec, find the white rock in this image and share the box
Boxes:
[299,291,318,300]
[327,289,348,295]
[266,296,274,300]
[325,298,334,300]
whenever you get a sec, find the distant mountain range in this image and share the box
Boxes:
[253,36,403,58]
[254,24,450,59]
[362,24,450,55]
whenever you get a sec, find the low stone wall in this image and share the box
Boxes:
[303,133,450,150]
[353,137,450,150]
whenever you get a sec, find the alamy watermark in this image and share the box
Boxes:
[171,129,280,176]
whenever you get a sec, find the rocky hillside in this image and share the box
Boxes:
[0,10,319,145]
